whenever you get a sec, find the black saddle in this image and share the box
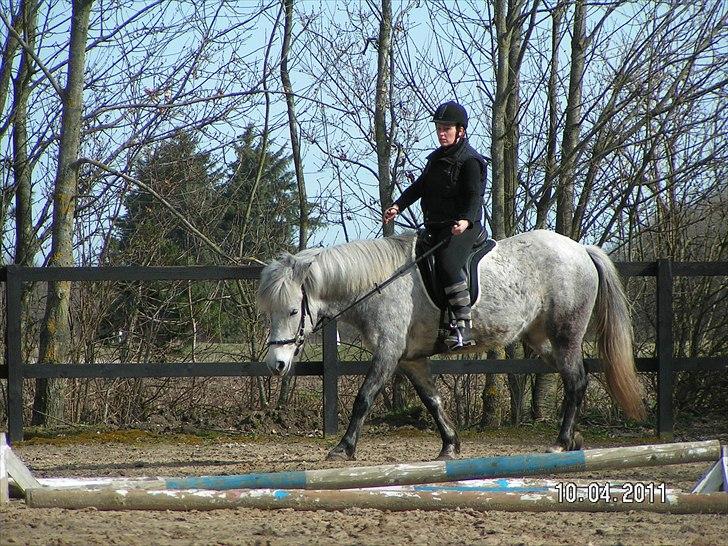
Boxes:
[415,228,497,311]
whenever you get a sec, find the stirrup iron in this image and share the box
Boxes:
[443,320,475,350]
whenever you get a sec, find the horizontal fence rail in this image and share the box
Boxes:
[2,261,728,443]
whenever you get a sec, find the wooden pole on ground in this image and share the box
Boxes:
[78,440,720,491]
[25,486,728,514]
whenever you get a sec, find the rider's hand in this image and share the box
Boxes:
[451,220,469,235]
[383,205,399,224]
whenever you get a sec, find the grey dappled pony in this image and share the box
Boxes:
[257,230,645,460]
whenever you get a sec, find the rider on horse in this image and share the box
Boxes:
[384,101,489,350]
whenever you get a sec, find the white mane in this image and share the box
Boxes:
[257,235,415,310]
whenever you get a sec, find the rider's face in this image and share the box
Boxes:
[435,123,462,147]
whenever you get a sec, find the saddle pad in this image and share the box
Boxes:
[415,234,497,311]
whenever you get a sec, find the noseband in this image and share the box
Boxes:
[266,285,314,357]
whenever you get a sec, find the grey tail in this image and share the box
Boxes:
[586,246,646,420]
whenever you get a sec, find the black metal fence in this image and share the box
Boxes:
[2,260,727,443]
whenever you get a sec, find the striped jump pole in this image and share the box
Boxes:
[52,440,721,492]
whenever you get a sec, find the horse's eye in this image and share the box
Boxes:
[289,309,299,316]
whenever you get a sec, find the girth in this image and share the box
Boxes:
[415,228,496,311]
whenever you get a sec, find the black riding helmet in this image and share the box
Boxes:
[432,101,468,129]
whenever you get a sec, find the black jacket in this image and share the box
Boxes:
[394,139,488,227]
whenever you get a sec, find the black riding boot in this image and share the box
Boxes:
[443,281,475,349]
[444,319,474,349]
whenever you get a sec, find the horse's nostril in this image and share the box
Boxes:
[276,360,286,372]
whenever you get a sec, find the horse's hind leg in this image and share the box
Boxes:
[551,340,588,452]
[399,359,460,460]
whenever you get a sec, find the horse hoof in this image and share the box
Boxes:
[435,446,458,460]
[547,432,584,453]
[326,448,354,461]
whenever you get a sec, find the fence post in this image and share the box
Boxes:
[322,319,339,436]
[5,266,24,443]
[656,259,674,439]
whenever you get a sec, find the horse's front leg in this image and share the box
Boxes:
[399,359,460,460]
[326,350,398,461]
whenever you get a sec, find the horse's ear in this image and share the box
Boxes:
[291,257,314,284]
[276,251,314,284]
[277,252,296,267]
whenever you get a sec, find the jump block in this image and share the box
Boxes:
[693,445,728,493]
[0,433,41,503]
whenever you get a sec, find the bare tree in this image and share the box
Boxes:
[555,0,586,237]
[375,0,395,237]
[490,0,510,241]
[0,0,287,426]
[32,0,94,426]
[294,0,428,242]
[535,3,564,230]
[281,0,309,250]
[9,0,38,267]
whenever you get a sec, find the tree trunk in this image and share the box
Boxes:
[490,0,510,243]
[531,371,555,421]
[535,3,563,229]
[32,0,94,427]
[0,7,23,252]
[11,0,39,398]
[481,0,514,428]
[281,0,308,251]
[556,0,586,238]
[276,0,307,409]
[373,0,407,410]
[0,7,22,126]
[537,0,586,432]
[506,343,526,425]
[12,0,37,268]
[480,357,501,428]
[503,2,533,421]
[375,0,394,237]
[503,1,523,238]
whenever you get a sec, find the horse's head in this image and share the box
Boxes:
[257,251,321,376]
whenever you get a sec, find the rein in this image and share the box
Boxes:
[266,235,451,354]
[312,235,451,333]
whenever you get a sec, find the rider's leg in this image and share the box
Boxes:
[443,280,473,347]
[435,225,480,348]
[444,280,470,318]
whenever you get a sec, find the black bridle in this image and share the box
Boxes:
[266,285,316,357]
[266,234,451,357]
